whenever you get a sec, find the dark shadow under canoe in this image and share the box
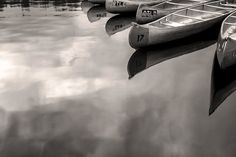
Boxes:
[105,14,136,35]
[87,4,113,23]
[127,25,219,78]
[209,53,236,115]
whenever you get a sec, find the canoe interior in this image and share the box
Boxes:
[152,0,207,10]
[150,1,235,28]
[222,13,236,38]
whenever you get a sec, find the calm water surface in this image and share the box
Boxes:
[0,1,236,157]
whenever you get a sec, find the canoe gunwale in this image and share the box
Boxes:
[106,0,163,13]
[145,0,208,9]
[217,10,236,69]
[220,11,236,40]
[141,1,235,29]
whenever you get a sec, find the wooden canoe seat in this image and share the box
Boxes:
[224,22,236,25]
[188,8,224,15]
[166,1,190,6]
[160,20,185,27]
[204,4,234,10]
[229,15,236,18]
[172,13,204,21]
[158,13,203,27]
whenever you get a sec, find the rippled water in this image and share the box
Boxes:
[0,1,236,157]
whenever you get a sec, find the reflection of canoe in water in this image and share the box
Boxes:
[127,26,218,78]
[216,11,236,69]
[105,15,136,35]
[87,5,114,22]
[105,0,165,13]
[209,54,236,115]
[81,1,97,13]
[129,1,236,49]
[136,0,212,24]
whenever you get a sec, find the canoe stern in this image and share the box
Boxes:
[129,24,149,49]
[217,36,236,69]
[105,0,137,13]
[136,7,167,24]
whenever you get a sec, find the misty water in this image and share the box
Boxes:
[0,0,236,157]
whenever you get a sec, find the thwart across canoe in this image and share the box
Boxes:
[129,0,236,48]
[105,0,165,13]
[136,0,213,24]
[216,11,236,69]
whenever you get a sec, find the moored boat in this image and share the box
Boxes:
[136,0,212,24]
[105,14,136,35]
[105,0,165,13]
[127,26,218,78]
[216,11,236,69]
[81,1,98,13]
[209,53,236,115]
[129,1,236,49]
[87,5,114,22]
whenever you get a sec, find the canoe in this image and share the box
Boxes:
[127,26,218,78]
[216,11,236,69]
[81,1,98,13]
[105,15,136,35]
[129,1,236,49]
[136,0,212,24]
[88,0,106,4]
[209,53,236,115]
[87,5,114,22]
[105,0,165,13]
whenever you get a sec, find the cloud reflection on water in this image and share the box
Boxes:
[0,1,236,157]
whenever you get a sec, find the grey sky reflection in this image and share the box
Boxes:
[0,2,236,157]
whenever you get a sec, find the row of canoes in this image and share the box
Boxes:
[84,0,236,70]
[129,1,236,47]
[129,1,236,70]
[82,1,236,114]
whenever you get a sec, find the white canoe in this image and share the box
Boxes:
[129,1,236,48]
[105,0,165,13]
[136,0,212,24]
[105,15,136,35]
[128,27,218,78]
[216,10,236,69]
[81,1,98,13]
[87,5,114,22]
[209,53,236,115]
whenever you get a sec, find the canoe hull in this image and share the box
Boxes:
[105,0,162,13]
[105,15,136,35]
[136,5,171,24]
[217,36,236,69]
[217,11,236,69]
[129,15,227,48]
